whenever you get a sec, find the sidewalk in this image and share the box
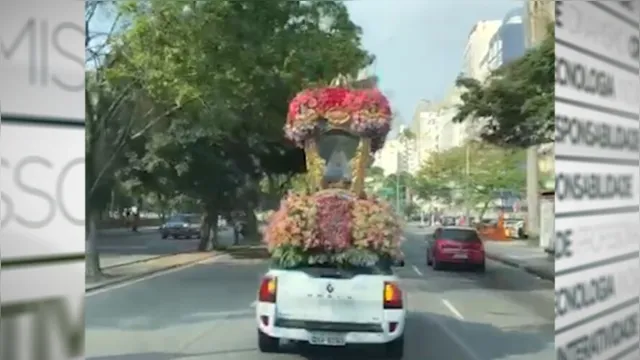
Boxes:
[483,239,554,281]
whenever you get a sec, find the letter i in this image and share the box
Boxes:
[40,19,48,86]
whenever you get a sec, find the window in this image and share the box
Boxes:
[440,228,481,242]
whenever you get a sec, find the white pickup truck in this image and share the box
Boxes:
[255,261,406,358]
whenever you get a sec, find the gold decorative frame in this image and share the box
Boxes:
[305,133,371,196]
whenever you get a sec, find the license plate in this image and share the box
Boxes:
[453,253,468,259]
[308,332,346,346]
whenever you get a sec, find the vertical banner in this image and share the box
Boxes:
[555,1,640,359]
[0,0,85,359]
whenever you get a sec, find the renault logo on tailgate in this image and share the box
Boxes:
[326,283,334,293]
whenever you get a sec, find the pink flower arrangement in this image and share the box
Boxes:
[263,193,318,252]
[285,87,392,149]
[313,191,353,251]
[264,189,402,267]
[351,197,401,255]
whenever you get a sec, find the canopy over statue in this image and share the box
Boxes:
[264,74,401,268]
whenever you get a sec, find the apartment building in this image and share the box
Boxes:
[461,20,502,81]
[372,138,401,177]
[481,7,525,72]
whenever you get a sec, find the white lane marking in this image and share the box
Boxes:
[98,246,148,250]
[429,313,484,360]
[86,254,227,297]
[412,265,423,276]
[442,299,464,320]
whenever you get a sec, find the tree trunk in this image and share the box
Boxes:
[198,206,218,251]
[85,210,102,278]
[244,206,259,243]
[199,218,210,251]
[478,200,491,220]
[209,212,219,248]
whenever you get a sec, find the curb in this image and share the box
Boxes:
[485,253,554,281]
[86,253,220,293]
[102,253,177,270]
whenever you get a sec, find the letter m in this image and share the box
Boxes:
[0,18,35,60]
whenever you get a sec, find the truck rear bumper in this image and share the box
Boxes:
[256,302,404,344]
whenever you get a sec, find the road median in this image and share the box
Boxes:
[86,252,220,293]
[214,244,269,260]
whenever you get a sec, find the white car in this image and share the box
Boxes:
[255,261,406,358]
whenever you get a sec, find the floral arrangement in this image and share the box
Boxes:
[285,87,392,152]
[264,189,402,268]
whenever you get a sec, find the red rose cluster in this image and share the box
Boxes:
[285,87,393,151]
[287,87,391,123]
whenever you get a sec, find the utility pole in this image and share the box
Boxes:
[464,143,471,223]
[524,0,552,239]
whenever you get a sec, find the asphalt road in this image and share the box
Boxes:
[85,227,554,360]
[96,228,235,268]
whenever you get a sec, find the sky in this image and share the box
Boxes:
[345,0,521,129]
[89,0,520,128]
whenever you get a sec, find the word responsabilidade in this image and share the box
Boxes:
[555,173,634,201]
[556,115,639,152]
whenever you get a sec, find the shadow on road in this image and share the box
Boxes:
[86,262,265,331]
[87,348,256,360]
[88,309,551,360]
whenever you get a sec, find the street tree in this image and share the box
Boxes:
[452,26,553,148]
[414,141,525,218]
[111,0,373,250]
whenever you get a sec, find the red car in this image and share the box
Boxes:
[426,226,485,272]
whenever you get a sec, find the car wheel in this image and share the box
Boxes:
[476,262,485,273]
[257,330,279,353]
[161,233,168,239]
[384,335,404,359]
[432,257,443,271]
[426,252,432,266]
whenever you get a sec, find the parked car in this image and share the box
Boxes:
[504,219,526,239]
[426,226,485,272]
[160,214,201,239]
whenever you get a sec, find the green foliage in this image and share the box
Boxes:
[414,141,525,208]
[404,202,419,218]
[272,246,381,269]
[453,27,554,148]
[95,0,373,240]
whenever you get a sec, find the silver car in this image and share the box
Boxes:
[160,214,201,239]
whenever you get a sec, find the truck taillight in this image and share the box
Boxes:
[383,281,403,309]
[258,276,277,303]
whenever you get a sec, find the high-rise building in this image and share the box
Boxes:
[410,90,468,169]
[481,7,525,72]
[461,20,502,81]
[397,124,418,175]
[372,139,400,177]
[524,0,555,47]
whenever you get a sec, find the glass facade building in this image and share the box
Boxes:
[481,7,525,71]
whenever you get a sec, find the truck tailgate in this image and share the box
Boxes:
[274,269,385,324]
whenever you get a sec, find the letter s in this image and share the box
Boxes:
[14,156,56,228]
[1,157,14,227]
[51,22,84,92]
